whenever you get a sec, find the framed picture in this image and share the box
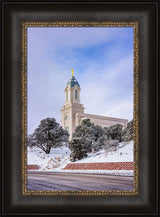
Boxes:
[25,22,136,195]
[2,1,158,215]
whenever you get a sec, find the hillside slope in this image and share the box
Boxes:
[28,140,133,172]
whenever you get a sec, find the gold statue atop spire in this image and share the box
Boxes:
[71,69,74,77]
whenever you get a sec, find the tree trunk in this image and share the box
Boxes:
[45,144,51,154]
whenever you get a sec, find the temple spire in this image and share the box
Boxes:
[71,69,74,77]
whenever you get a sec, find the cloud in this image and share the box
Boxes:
[28,27,130,51]
[81,55,133,119]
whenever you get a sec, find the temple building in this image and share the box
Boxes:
[61,70,128,139]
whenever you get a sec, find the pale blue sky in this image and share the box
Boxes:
[27,27,134,135]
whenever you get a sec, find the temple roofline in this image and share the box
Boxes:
[81,113,128,122]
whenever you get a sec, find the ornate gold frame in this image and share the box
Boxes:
[21,21,139,196]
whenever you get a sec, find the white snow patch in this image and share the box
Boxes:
[73,140,133,163]
[27,140,133,174]
[54,169,133,176]
[27,169,133,176]
[27,146,71,171]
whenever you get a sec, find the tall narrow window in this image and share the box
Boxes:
[65,115,68,120]
[66,91,68,100]
[75,89,77,99]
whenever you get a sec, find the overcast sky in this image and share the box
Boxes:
[27,27,133,135]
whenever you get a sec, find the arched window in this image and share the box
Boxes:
[75,89,77,99]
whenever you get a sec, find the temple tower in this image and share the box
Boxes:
[61,70,85,139]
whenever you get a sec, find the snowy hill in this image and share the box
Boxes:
[27,146,71,171]
[27,140,133,173]
[73,140,133,163]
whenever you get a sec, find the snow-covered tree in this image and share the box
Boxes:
[69,120,124,161]
[27,134,37,147]
[69,119,106,161]
[32,118,69,154]
[121,119,133,141]
[104,124,123,142]
[73,120,94,152]
[69,137,88,162]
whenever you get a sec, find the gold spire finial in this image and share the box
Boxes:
[71,69,74,77]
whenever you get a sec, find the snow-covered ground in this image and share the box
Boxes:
[27,140,133,176]
[73,140,133,163]
[52,169,133,176]
[27,146,71,171]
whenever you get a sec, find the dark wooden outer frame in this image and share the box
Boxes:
[2,1,158,215]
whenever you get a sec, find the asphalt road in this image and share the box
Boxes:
[27,171,134,191]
